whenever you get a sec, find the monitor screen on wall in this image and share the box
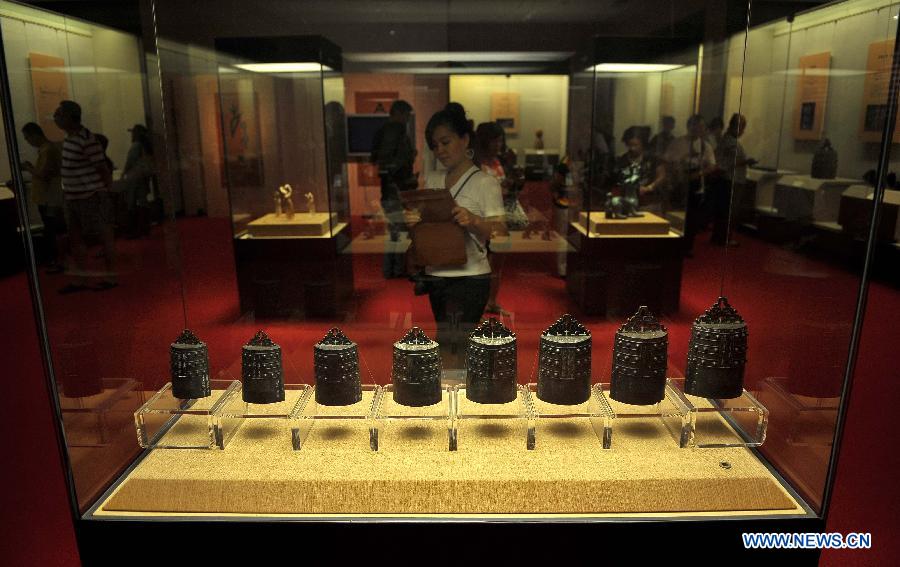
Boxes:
[346,114,415,157]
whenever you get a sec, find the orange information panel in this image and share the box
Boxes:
[28,52,69,142]
[860,39,898,143]
[792,52,830,141]
[490,92,520,134]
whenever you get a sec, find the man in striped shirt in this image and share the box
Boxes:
[54,100,117,293]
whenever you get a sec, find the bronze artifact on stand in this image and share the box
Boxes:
[811,138,838,179]
[313,327,362,406]
[466,318,518,404]
[170,329,210,400]
[603,192,643,219]
[685,296,748,399]
[610,306,668,405]
[241,330,285,404]
[391,327,442,407]
[537,314,592,405]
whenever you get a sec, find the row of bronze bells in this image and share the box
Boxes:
[170,296,748,408]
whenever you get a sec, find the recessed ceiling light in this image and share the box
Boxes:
[233,62,328,73]
[590,63,683,73]
[345,51,572,63]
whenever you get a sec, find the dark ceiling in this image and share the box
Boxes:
[22,0,830,55]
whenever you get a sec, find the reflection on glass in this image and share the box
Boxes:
[723,0,900,510]
[0,0,182,510]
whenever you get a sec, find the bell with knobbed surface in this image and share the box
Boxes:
[466,318,518,404]
[685,296,748,399]
[391,327,442,407]
[313,327,362,406]
[537,314,592,405]
[170,329,210,400]
[241,330,285,404]
[610,306,668,405]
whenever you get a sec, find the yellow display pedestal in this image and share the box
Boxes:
[579,211,670,236]
[97,404,800,517]
[246,212,337,238]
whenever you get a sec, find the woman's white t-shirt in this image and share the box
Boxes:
[424,165,504,277]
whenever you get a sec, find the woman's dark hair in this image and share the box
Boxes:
[474,121,505,162]
[425,102,474,151]
[622,125,649,148]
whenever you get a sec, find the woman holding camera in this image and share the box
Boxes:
[404,104,506,368]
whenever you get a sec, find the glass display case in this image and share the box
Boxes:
[2,0,898,562]
[213,35,352,318]
[565,37,700,317]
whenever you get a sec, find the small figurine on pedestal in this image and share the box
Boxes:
[604,192,643,220]
[279,184,295,219]
[305,192,316,214]
[274,190,283,216]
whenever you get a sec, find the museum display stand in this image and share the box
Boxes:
[60,378,140,448]
[525,382,609,449]
[292,384,379,451]
[668,378,769,449]
[566,221,683,316]
[374,384,455,451]
[213,383,312,449]
[134,380,239,450]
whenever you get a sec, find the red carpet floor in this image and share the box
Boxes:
[2,216,898,564]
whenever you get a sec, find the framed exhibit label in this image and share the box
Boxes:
[792,52,830,141]
[860,39,898,143]
[491,92,520,134]
[28,52,69,142]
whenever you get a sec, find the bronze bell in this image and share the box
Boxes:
[170,329,210,400]
[391,327,442,407]
[241,330,285,404]
[610,306,668,405]
[313,328,362,406]
[466,318,518,404]
[537,314,592,405]
[685,296,748,399]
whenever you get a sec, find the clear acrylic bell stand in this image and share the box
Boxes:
[525,383,612,450]
[291,384,380,451]
[668,377,769,448]
[59,378,140,448]
[757,377,833,447]
[212,382,312,449]
[453,384,532,451]
[134,379,239,449]
[372,384,455,451]
[593,382,693,449]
